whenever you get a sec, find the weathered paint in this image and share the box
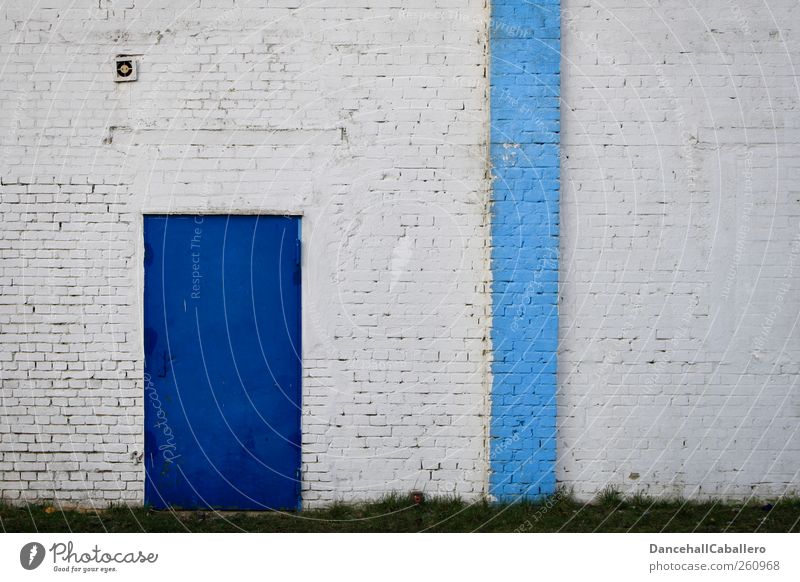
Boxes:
[143,215,301,509]
[489,0,560,500]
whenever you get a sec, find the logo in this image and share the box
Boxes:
[20,542,46,570]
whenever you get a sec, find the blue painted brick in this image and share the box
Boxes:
[489,0,560,502]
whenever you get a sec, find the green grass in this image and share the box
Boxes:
[2,491,799,533]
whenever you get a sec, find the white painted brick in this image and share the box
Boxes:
[560,0,800,501]
[0,1,491,508]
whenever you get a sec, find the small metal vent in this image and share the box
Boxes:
[114,56,137,82]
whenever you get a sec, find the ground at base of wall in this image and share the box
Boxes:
[2,494,799,533]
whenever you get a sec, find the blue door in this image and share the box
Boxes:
[143,215,301,510]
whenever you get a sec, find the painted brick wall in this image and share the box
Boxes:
[0,0,491,507]
[560,0,800,500]
[4,0,798,508]
[489,0,560,500]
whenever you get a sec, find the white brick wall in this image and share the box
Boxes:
[560,0,800,500]
[4,0,798,509]
[0,1,491,507]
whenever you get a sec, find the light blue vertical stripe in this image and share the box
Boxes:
[489,0,560,501]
